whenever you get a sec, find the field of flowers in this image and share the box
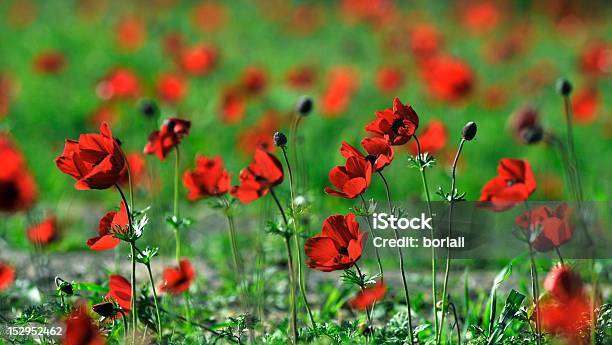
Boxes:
[0,1,611,344]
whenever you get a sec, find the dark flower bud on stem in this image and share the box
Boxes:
[556,78,572,96]
[461,121,477,141]
[295,96,313,116]
[274,131,287,147]
[92,301,116,318]
[59,282,74,296]
[139,98,159,118]
[521,126,544,144]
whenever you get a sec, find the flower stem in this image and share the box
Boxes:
[116,184,137,343]
[523,202,542,345]
[378,172,414,345]
[354,264,373,328]
[281,146,316,330]
[413,134,439,339]
[269,188,298,344]
[145,262,163,343]
[358,194,384,279]
[437,138,466,344]
[223,198,249,312]
[173,147,181,264]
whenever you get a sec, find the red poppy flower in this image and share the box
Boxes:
[236,111,279,154]
[240,67,267,95]
[231,148,284,203]
[107,274,131,314]
[324,155,372,199]
[27,216,59,247]
[87,201,128,251]
[55,122,127,190]
[375,67,404,94]
[159,259,195,295]
[0,135,37,212]
[96,68,140,100]
[515,204,573,252]
[410,24,441,58]
[183,155,231,201]
[321,68,358,117]
[33,50,66,74]
[143,117,191,161]
[348,281,386,310]
[63,301,105,345]
[365,97,419,146]
[119,152,146,187]
[421,56,474,102]
[340,137,394,173]
[191,2,228,32]
[572,87,599,125]
[304,213,367,272]
[180,44,217,75]
[115,16,146,52]
[537,265,596,344]
[579,42,611,77]
[285,65,316,89]
[219,87,246,124]
[0,262,15,291]
[156,73,188,103]
[461,2,501,34]
[408,119,448,155]
[479,158,536,211]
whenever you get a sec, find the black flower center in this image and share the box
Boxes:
[0,180,19,210]
[391,119,404,132]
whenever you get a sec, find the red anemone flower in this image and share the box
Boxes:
[421,55,474,102]
[115,16,146,52]
[410,24,441,58]
[55,123,127,190]
[325,155,372,199]
[183,155,231,200]
[97,68,140,100]
[119,152,146,187]
[159,259,195,295]
[365,97,419,145]
[33,50,66,74]
[0,262,15,291]
[27,216,59,247]
[461,2,501,34]
[0,135,37,212]
[107,274,132,314]
[231,148,284,203]
[408,119,448,155]
[180,44,217,75]
[143,117,191,161]
[348,281,386,310]
[156,73,188,103]
[240,67,267,95]
[304,213,367,272]
[375,67,404,94]
[579,42,611,77]
[572,87,599,125]
[236,111,279,155]
[87,201,128,251]
[515,203,573,252]
[321,68,358,117]
[285,65,316,89]
[219,87,246,124]
[63,301,104,345]
[340,137,394,173]
[479,158,536,211]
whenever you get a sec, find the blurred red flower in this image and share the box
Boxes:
[579,42,611,77]
[515,203,573,252]
[507,105,544,144]
[285,65,316,89]
[55,123,127,190]
[115,16,146,52]
[219,87,246,124]
[231,148,284,203]
[375,67,404,94]
[0,262,15,291]
[366,97,419,145]
[325,155,372,199]
[107,274,131,314]
[479,158,536,211]
[191,2,228,32]
[27,216,59,247]
[422,56,474,102]
[537,265,596,344]
[236,111,279,154]
[160,259,195,294]
[63,301,104,345]
[87,201,128,251]
[240,67,267,95]
[33,50,66,74]
[156,73,188,103]
[304,213,367,272]
[144,117,191,161]
[162,32,185,60]
[183,155,231,200]
[321,68,358,117]
[0,134,37,212]
[338,0,395,29]
[0,74,12,118]
[119,152,146,187]
[408,119,448,155]
[89,105,118,127]
[180,44,217,76]
[340,137,394,173]
[410,24,441,58]
[461,1,501,34]
[349,281,386,310]
[97,68,140,100]
[572,87,599,124]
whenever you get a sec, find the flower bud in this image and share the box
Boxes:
[295,96,313,116]
[461,121,477,141]
[556,78,572,96]
[273,131,287,147]
[92,301,116,318]
[521,126,544,144]
[139,99,159,118]
[59,282,74,296]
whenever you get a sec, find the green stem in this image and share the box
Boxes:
[146,263,163,343]
[523,202,542,345]
[223,198,249,312]
[354,264,373,329]
[173,146,181,264]
[116,184,137,343]
[358,194,384,279]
